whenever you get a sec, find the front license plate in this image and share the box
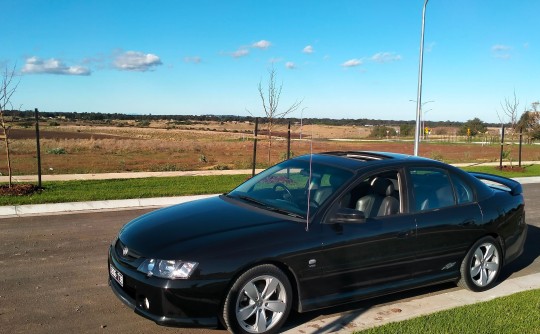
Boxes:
[110,264,124,287]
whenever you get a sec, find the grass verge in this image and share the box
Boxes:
[461,163,540,178]
[0,164,539,206]
[356,289,540,334]
[0,174,249,206]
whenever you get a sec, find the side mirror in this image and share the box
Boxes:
[329,208,366,224]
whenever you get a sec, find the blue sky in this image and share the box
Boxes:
[3,0,539,122]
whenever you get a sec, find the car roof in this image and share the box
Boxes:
[294,150,495,201]
[295,151,433,171]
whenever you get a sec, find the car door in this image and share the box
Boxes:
[407,167,484,278]
[314,170,416,306]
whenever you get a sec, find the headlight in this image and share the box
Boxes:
[137,259,198,279]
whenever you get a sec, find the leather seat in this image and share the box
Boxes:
[356,177,399,218]
[312,175,344,206]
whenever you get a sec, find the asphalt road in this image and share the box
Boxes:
[1,184,539,334]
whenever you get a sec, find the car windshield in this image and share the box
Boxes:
[228,159,353,218]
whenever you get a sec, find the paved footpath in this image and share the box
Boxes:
[1,160,539,183]
[0,169,264,183]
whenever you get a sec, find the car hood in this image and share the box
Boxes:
[119,195,297,258]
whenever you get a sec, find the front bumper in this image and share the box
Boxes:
[108,246,228,328]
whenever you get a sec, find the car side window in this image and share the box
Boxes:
[409,168,456,212]
[333,171,401,218]
[450,173,474,204]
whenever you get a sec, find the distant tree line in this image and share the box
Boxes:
[3,109,512,129]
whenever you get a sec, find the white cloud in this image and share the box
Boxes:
[426,42,436,52]
[184,56,202,64]
[114,51,162,71]
[285,62,296,69]
[231,48,249,58]
[303,45,314,54]
[491,44,512,59]
[524,42,529,49]
[227,39,270,59]
[342,59,362,67]
[492,44,511,52]
[22,56,91,76]
[371,52,402,63]
[269,57,283,64]
[252,40,271,49]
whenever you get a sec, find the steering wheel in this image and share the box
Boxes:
[273,183,293,200]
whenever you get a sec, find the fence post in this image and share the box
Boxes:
[499,124,505,170]
[34,108,42,188]
[287,121,291,160]
[518,128,523,168]
[252,118,258,177]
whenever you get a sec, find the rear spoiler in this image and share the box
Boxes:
[469,172,523,196]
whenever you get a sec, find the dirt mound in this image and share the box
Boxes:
[0,184,41,196]
[8,129,131,140]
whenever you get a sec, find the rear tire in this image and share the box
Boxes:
[457,236,502,292]
[223,264,292,334]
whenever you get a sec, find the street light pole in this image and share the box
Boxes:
[410,99,433,142]
[414,0,429,156]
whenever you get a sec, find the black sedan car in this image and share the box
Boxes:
[109,151,527,334]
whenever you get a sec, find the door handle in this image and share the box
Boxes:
[397,229,414,238]
[459,220,476,227]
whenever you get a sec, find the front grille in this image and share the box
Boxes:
[114,239,141,266]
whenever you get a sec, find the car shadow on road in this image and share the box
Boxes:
[499,224,540,281]
[281,282,457,333]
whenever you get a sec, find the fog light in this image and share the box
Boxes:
[144,298,150,310]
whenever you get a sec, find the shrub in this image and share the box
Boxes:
[369,126,397,138]
[430,152,445,162]
[47,147,67,155]
[212,164,230,170]
[280,151,295,161]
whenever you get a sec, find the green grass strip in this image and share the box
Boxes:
[1,164,539,206]
[356,289,540,334]
[461,163,540,178]
[0,174,249,206]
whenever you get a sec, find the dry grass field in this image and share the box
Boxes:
[2,120,540,176]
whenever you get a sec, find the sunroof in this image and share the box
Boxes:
[322,151,392,161]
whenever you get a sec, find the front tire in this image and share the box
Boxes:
[223,264,292,334]
[457,236,502,292]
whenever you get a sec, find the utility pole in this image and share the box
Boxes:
[414,0,429,156]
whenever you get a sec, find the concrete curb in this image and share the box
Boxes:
[283,272,540,334]
[0,194,217,218]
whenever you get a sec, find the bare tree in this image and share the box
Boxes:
[497,90,520,139]
[532,101,539,112]
[1,65,20,187]
[252,68,302,163]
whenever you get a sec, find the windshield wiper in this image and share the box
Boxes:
[234,195,268,207]
[264,206,304,219]
[234,195,304,219]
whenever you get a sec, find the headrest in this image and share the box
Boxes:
[371,177,394,196]
[329,174,344,187]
